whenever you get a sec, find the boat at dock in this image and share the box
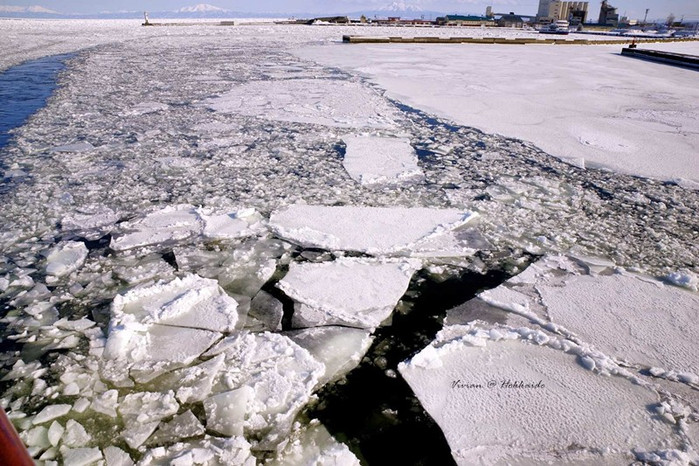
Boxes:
[539,20,570,35]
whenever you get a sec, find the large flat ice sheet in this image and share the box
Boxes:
[278,258,415,329]
[400,328,682,464]
[300,42,699,186]
[269,204,477,256]
[206,79,400,129]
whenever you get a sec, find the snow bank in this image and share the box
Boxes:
[342,134,422,185]
[269,205,478,256]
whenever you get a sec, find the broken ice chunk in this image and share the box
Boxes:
[249,290,284,332]
[269,205,477,256]
[61,205,120,240]
[137,436,255,466]
[148,410,205,445]
[155,354,225,404]
[342,135,423,185]
[278,258,415,329]
[45,241,88,277]
[118,391,179,425]
[20,425,50,450]
[104,320,222,368]
[399,326,681,464]
[204,386,255,436]
[103,274,237,372]
[207,332,324,449]
[47,421,64,447]
[206,79,399,129]
[267,420,360,466]
[62,419,91,448]
[110,274,239,332]
[61,447,103,466]
[287,326,373,387]
[103,446,134,466]
[32,404,71,425]
[110,205,203,251]
[90,389,118,418]
[122,421,160,450]
[198,208,264,240]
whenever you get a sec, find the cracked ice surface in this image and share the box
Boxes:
[400,329,683,465]
[207,79,401,129]
[404,255,699,464]
[1,19,698,466]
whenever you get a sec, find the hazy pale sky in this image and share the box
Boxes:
[3,0,698,21]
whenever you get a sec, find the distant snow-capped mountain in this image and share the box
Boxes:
[378,2,424,12]
[177,4,228,13]
[0,5,60,14]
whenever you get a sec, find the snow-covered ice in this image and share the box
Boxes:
[400,325,683,464]
[278,258,415,329]
[342,134,422,185]
[44,241,88,277]
[301,41,699,185]
[1,18,698,466]
[270,205,478,256]
[207,79,400,129]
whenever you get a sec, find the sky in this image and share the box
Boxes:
[2,0,698,22]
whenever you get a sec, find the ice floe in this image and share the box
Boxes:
[44,241,88,278]
[341,134,422,185]
[278,257,416,329]
[102,274,239,381]
[110,205,264,252]
[207,79,400,129]
[204,331,324,449]
[269,205,477,256]
[287,326,373,386]
[267,420,360,465]
[400,323,683,464]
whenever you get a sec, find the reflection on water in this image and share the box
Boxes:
[0,53,73,148]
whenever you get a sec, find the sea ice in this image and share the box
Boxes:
[539,272,699,376]
[287,326,373,387]
[109,274,239,332]
[204,331,324,449]
[155,354,226,404]
[341,134,422,185]
[44,241,88,277]
[137,436,255,466]
[400,325,682,464]
[278,258,415,329]
[267,420,360,466]
[269,205,477,256]
[110,205,202,252]
[206,79,400,129]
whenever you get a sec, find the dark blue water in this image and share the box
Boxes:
[0,53,73,149]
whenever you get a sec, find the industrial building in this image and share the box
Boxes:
[537,0,589,25]
[598,0,619,25]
